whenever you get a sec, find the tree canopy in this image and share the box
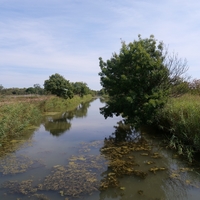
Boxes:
[98,35,187,127]
[72,82,90,97]
[44,73,73,98]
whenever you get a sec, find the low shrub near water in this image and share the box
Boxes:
[155,94,200,161]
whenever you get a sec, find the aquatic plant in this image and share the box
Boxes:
[0,154,45,175]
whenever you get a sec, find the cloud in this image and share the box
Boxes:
[1,0,200,90]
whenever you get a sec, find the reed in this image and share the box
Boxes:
[155,94,200,161]
[0,103,41,139]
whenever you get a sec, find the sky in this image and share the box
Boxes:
[0,0,200,90]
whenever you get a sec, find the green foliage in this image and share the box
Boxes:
[155,94,200,161]
[44,73,74,98]
[0,103,41,139]
[99,35,170,127]
[0,87,27,95]
[98,88,108,97]
[41,94,93,112]
[72,82,91,97]
[189,79,200,95]
[169,80,190,97]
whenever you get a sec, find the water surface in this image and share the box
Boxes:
[0,98,200,200]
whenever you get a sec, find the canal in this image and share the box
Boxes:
[0,98,200,200]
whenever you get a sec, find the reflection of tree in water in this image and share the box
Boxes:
[74,101,91,118]
[44,101,92,136]
[99,97,107,103]
[44,118,71,137]
[112,121,141,142]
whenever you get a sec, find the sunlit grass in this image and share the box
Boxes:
[41,94,93,112]
[155,94,200,161]
[0,103,41,138]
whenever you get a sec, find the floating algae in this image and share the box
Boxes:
[36,154,107,198]
[167,167,200,189]
[2,179,37,195]
[99,137,149,191]
[78,140,104,153]
[2,179,50,200]
[40,165,98,197]
[151,152,162,159]
[0,154,45,175]
[1,141,108,199]
[32,193,50,200]
[149,167,166,174]
[100,173,120,190]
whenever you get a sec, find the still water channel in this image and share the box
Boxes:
[0,98,200,200]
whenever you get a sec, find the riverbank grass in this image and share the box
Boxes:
[0,103,41,139]
[42,94,93,112]
[0,94,94,143]
[155,94,200,161]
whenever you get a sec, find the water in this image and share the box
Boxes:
[0,98,200,200]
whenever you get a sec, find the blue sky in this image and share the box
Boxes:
[0,0,200,90]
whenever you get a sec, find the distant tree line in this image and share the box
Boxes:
[0,73,97,97]
[0,84,45,95]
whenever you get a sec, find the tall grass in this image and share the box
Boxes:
[0,103,41,139]
[155,94,200,161]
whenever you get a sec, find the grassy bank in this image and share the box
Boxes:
[0,94,94,144]
[155,94,200,161]
[41,94,94,112]
[0,103,41,140]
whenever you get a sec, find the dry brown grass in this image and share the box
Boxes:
[0,95,51,106]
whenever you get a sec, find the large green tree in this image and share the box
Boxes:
[44,73,73,98]
[99,35,176,127]
[72,82,90,97]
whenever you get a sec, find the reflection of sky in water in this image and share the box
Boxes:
[17,98,122,168]
[45,98,122,141]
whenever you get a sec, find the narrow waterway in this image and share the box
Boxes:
[0,98,200,200]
